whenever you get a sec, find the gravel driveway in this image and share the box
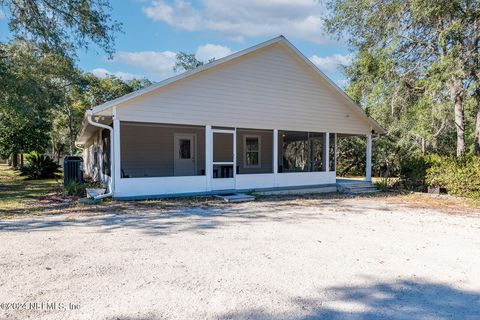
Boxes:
[1,196,479,319]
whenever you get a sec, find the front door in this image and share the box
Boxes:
[174,133,196,176]
[212,129,236,191]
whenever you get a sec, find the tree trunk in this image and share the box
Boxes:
[11,153,18,168]
[451,78,465,156]
[454,94,465,156]
[475,106,480,155]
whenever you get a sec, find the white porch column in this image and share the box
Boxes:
[273,129,278,187]
[366,133,372,182]
[333,133,337,172]
[323,133,330,172]
[205,125,213,191]
[112,108,121,195]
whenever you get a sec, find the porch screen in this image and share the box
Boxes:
[120,122,206,178]
[278,131,326,173]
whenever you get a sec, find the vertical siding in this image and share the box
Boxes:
[116,43,372,135]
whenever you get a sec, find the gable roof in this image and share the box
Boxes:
[87,36,384,134]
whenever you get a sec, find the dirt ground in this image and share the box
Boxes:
[0,195,479,320]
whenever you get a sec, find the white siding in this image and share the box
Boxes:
[82,128,109,184]
[115,43,372,135]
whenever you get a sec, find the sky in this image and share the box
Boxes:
[0,0,352,86]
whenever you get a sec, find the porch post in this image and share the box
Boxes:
[273,129,278,187]
[205,125,212,191]
[112,107,121,194]
[333,133,337,172]
[366,133,372,182]
[323,133,329,172]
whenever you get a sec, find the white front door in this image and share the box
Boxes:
[212,129,236,191]
[174,133,196,176]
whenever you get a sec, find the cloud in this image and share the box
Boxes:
[0,10,4,20]
[113,50,177,78]
[91,68,144,81]
[195,44,232,62]
[142,0,331,43]
[107,44,233,80]
[309,53,353,72]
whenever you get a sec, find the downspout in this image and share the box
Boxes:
[86,110,115,200]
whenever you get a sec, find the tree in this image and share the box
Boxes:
[0,0,121,58]
[173,52,204,72]
[326,0,480,157]
[0,0,123,162]
[0,40,75,159]
[52,74,153,155]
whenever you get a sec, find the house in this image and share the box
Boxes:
[76,36,384,200]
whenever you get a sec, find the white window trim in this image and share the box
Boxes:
[243,135,261,168]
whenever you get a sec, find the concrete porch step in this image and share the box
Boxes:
[213,193,256,203]
[337,180,378,194]
[346,187,378,194]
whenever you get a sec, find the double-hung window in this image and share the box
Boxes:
[244,135,261,168]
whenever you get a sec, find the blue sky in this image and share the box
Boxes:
[0,0,352,86]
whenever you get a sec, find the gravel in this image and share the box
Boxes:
[0,196,479,319]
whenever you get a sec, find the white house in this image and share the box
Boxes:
[76,36,384,200]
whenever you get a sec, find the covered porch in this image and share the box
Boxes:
[111,121,373,199]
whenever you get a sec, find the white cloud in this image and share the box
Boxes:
[309,53,353,72]
[107,44,233,80]
[195,44,232,62]
[91,68,144,81]
[142,0,331,43]
[113,50,177,78]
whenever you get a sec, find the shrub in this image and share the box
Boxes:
[63,180,103,197]
[426,155,480,200]
[63,180,86,197]
[20,151,61,180]
[398,154,444,191]
[374,177,399,192]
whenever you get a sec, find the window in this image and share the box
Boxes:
[279,131,325,172]
[244,135,261,168]
[179,139,191,159]
[102,129,110,176]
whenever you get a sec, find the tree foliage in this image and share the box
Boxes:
[174,52,204,72]
[51,73,153,157]
[326,0,480,177]
[0,0,139,161]
[1,0,121,58]
[0,40,75,158]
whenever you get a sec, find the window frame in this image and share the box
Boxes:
[243,134,261,168]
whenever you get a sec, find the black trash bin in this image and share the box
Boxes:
[64,156,84,185]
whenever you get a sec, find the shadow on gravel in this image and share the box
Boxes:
[0,193,409,234]
[0,200,337,234]
[221,279,480,319]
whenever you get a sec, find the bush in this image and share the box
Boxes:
[426,155,480,200]
[374,177,399,192]
[20,151,60,180]
[63,179,103,197]
[63,180,86,197]
[399,154,443,191]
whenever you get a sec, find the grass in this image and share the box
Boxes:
[1,163,477,219]
[0,163,64,218]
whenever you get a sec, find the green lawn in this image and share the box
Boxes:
[0,164,62,218]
